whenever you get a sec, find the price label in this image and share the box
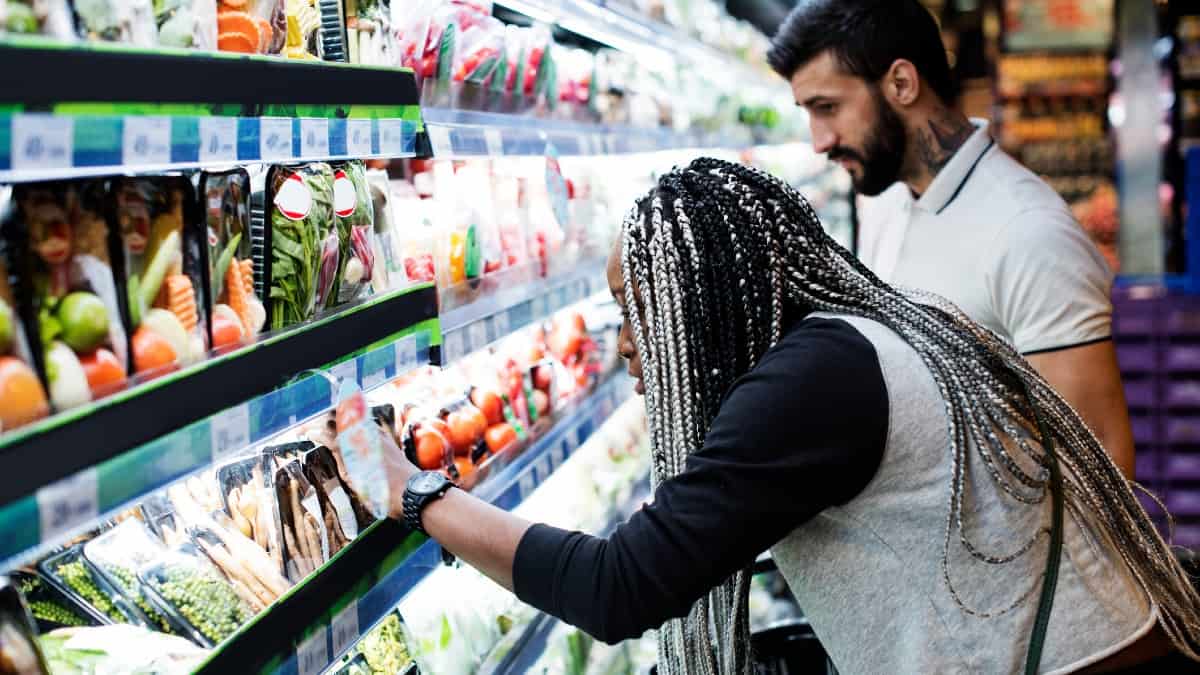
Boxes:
[518,471,536,501]
[535,453,552,483]
[379,119,406,157]
[468,319,490,353]
[11,114,73,170]
[296,628,329,675]
[300,118,330,158]
[210,403,251,460]
[331,602,359,657]
[530,295,547,320]
[330,360,357,387]
[347,119,373,156]
[427,125,453,156]
[123,117,171,166]
[198,117,237,162]
[443,329,465,363]
[394,334,419,373]
[551,438,567,470]
[492,310,511,337]
[361,368,386,391]
[483,128,504,156]
[37,469,98,542]
[260,118,293,160]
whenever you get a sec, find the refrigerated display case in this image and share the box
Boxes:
[0,0,850,671]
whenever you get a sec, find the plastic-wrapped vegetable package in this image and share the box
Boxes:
[0,0,75,38]
[137,543,252,646]
[213,455,286,580]
[450,14,502,85]
[82,520,181,637]
[265,163,335,330]
[72,0,157,44]
[302,445,373,549]
[272,460,332,582]
[557,47,595,107]
[215,0,284,54]
[38,546,147,627]
[10,570,96,632]
[37,624,206,674]
[395,0,441,80]
[114,177,209,378]
[364,170,396,293]
[328,161,375,308]
[346,0,394,65]
[7,181,128,413]
[390,176,437,288]
[0,232,49,433]
[155,0,218,49]
[281,0,321,59]
[0,575,49,675]
[199,169,266,350]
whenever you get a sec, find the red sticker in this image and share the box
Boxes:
[274,172,312,221]
[334,169,356,218]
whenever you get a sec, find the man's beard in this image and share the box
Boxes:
[828,88,907,196]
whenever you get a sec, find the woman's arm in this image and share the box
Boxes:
[385,318,889,642]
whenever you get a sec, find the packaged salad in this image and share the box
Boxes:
[328,161,375,308]
[72,0,157,45]
[265,163,336,330]
[199,169,266,350]
[9,181,128,413]
[154,0,217,49]
[113,176,208,378]
[0,230,50,433]
[0,0,75,39]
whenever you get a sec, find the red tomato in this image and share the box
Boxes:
[445,409,481,455]
[79,348,127,397]
[414,428,448,469]
[532,389,550,417]
[533,365,553,392]
[452,457,475,481]
[471,388,505,426]
[485,423,517,453]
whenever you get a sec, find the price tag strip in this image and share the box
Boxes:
[330,601,360,658]
[296,628,329,675]
[210,402,251,461]
[36,469,99,543]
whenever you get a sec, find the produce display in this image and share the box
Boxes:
[39,549,137,627]
[0,0,75,38]
[267,163,336,329]
[37,625,206,674]
[83,520,176,634]
[139,545,253,645]
[355,612,413,674]
[201,169,266,350]
[9,573,94,631]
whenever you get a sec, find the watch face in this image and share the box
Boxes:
[412,471,446,495]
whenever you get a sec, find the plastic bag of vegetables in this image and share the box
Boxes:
[200,169,266,350]
[8,181,129,413]
[328,161,375,308]
[72,0,157,45]
[265,163,335,330]
[0,0,76,39]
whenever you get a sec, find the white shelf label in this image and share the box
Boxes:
[296,629,329,675]
[330,360,357,387]
[347,119,373,156]
[394,334,419,373]
[428,125,453,156]
[443,329,464,363]
[535,453,552,483]
[300,118,330,158]
[198,117,237,162]
[123,117,171,166]
[551,438,567,470]
[518,471,536,501]
[483,128,504,156]
[210,403,251,460]
[468,319,489,353]
[260,118,293,160]
[331,602,359,657]
[361,368,386,391]
[492,310,511,337]
[11,115,73,170]
[379,119,406,156]
[37,469,98,542]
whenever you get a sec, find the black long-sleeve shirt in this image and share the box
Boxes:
[512,317,891,644]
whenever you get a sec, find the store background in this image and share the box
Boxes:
[0,0,1196,673]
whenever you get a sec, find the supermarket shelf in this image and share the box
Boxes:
[437,259,608,364]
[0,39,422,181]
[0,286,439,561]
[194,373,635,675]
[422,107,750,157]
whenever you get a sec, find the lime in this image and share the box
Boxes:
[57,292,109,353]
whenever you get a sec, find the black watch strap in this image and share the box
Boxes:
[402,473,452,535]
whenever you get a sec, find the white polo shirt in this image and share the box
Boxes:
[886,120,1113,354]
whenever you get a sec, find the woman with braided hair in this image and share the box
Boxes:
[380,157,1200,673]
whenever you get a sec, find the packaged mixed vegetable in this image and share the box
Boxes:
[113,176,208,378]
[265,163,335,330]
[0,0,75,38]
[199,169,265,350]
[328,161,375,308]
[189,521,289,613]
[272,460,332,581]
[0,237,49,433]
[81,520,181,638]
[72,0,157,45]
[450,14,502,86]
[154,0,217,49]
[8,181,128,413]
[356,612,414,675]
[137,542,252,646]
[214,455,285,578]
[364,170,396,293]
[215,0,284,54]
[0,577,48,675]
[345,0,393,65]
[38,546,148,628]
[9,571,95,633]
[333,378,392,519]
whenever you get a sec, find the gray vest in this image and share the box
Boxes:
[771,314,1153,674]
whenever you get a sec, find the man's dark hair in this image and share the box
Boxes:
[767,0,955,104]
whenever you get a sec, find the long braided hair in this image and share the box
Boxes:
[621,158,1200,675]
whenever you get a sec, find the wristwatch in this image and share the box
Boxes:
[402,470,453,535]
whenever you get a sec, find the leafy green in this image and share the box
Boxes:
[329,161,374,307]
[269,164,333,330]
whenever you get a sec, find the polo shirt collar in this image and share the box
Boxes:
[914,118,996,215]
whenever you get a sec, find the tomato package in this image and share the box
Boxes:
[215,0,285,55]
[265,163,336,330]
[6,181,128,413]
[0,215,50,433]
[113,176,209,379]
[451,14,503,85]
[199,169,266,351]
[327,161,376,308]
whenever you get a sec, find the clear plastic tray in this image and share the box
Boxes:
[137,542,253,647]
[38,545,148,628]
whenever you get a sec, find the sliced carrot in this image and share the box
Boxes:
[240,258,254,298]
[218,11,262,45]
[165,275,199,333]
[225,255,253,335]
[218,31,258,53]
[221,0,248,8]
